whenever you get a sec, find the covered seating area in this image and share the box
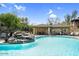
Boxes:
[33,24,70,35]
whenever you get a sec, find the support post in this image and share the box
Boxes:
[33,28,36,34]
[48,27,50,35]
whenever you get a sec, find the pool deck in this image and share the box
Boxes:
[35,35,79,39]
[35,35,47,37]
[0,39,5,43]
[72,36,79,39]
[35,35,51,38]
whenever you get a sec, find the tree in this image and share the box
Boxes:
[71,10,78,19]
[64,14,71,25]
[0,13,21,32]
[20,17,29,31]
[54,17,60,25]
[0,13,22,42]
[48,18,53,25]
[48,17,60,25]
[21,17,28,24]
[64,10,78,25]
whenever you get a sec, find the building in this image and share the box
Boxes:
[71,17,79,33]
[32,17,79,35]
[33,24,70,35]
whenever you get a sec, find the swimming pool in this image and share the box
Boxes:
[0,35,79,56]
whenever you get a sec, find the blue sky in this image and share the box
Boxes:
[0,3,79,24]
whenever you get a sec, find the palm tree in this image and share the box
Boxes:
[65,14,71,25]
[71,10,78,20]
[64,10,78,25]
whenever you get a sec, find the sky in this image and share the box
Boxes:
[0,3,79,25]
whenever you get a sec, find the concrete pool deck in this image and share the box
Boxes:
[71,36,79,39]
[35,35,79,39]
[0,39,5,43]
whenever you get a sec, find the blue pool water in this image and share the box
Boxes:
[0,36,79,56]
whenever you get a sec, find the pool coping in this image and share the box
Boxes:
[35,35,79,40]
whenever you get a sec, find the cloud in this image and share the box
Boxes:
[48,9,57,18]
[48,9,53,14]
[57,7,61,10]
[14,4,26,11]
[49,13,57,18]
[0,4,6,8]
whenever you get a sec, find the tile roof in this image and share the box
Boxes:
[33,24,70,28]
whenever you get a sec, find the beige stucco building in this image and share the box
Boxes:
[71,18,79,33]
[32,17,79,35]
[33,24,70,35]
